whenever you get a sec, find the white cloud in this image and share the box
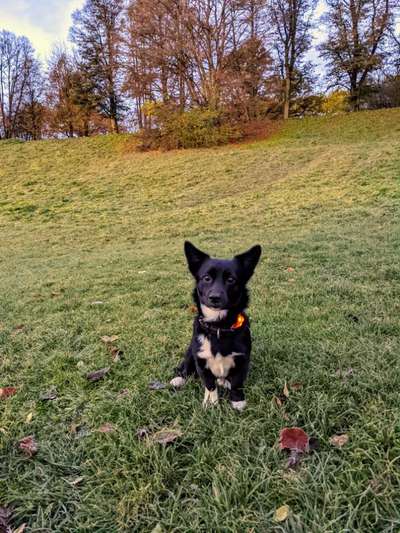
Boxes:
[0,0,84,61]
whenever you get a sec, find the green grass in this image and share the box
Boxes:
[1,108,400,532]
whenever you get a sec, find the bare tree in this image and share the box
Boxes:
[0,30,37,138]
[320,0,398,110]
[268,0,316,119]
[70,0,124,133]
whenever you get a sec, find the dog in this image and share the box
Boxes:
[170,241,261,411]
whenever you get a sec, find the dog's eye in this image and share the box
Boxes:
[203,274,212,282]
[227,276,236,284]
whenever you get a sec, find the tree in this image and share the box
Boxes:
[268,0,316,119]
[0,30,37,138]
[70,0,124,133]
[15,58,45,140]
[320,0,398,111]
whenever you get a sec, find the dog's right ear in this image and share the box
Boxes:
[184,241,209,276]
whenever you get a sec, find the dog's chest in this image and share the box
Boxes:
[197,334,239,378]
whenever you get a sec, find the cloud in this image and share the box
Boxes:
[0,0,84,60]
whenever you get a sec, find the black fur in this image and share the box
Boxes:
[172,241,261,408]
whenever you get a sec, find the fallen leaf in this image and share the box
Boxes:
[279,427,310,469]
[86,367,110,382]
[11,324,25,336]
[151,524,163,533]
[51,291,61,297]
[335,367,354,379]
[100,335,119,344]
[91,301,104,305]
[273,395,283,407]
[290,382,302,391]
[274,504,289,522]
[0,387,17,399]
[189,304,197,314]
[0,505,12,533]
[150,427,183,445]
[13,524,27,533]
[149,380,166,390]
[109,345,124,362]
[40,388,58,401]
[329,434,349,447]
[117,388,129,399]
[287,267,295,272]
[283,381,289,398]
[98,423,115,433]
[25,412,33,423]
[18,435,38,457]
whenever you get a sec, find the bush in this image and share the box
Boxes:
[138,103,242,150]
[321,91,350,114]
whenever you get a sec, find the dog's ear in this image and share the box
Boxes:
[184,241,209,276]
[235,245,262,281]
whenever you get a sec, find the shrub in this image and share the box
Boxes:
[321,91,350,114]
[138,103,242,150]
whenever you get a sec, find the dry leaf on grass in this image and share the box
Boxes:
[283,381,289,398]
[86,367,110,382]
[18,435,38,457]
[290,382,302,391]
[279,427,310,469]
[91,300,104,305]
[150,427,183,445]
[0,505,12,533]
[136,427,150,440]
[117,388,129,399]
[0,387,17,399]
[329,434,349,447]
[287,267,295,273]
[109,345,124,362]
[11,324,25,336]
[25,412,33,423]
[100,335,119,344]
[70,476,84,486]
[98,423,115,433]
[40,388,58,401]
[149,380,166,390]
[274,504,290,522]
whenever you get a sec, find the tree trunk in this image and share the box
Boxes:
[283,75,291,119]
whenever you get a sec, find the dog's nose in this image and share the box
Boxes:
[209,295,221,305]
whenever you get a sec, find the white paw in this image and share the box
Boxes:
[203,388,219,408]
[170,376,186,388]
[217,378,231,390]
[231,400,247,411]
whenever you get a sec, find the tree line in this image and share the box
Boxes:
[0,0,399,141]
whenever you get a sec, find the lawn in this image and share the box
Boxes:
[1,109,400,532]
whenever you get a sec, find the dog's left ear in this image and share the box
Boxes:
[235,245,262,281]
[184,241,209,276]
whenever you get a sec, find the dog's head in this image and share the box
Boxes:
[184,241,261,313]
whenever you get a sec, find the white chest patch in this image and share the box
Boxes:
[197,334,241,378]
[200,305,228,322]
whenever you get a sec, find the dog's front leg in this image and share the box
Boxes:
[200,368,218,408]
[229,358,249,411]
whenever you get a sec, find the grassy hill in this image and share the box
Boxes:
[1,109,400,531]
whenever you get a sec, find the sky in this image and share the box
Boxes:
[0,0,85,61]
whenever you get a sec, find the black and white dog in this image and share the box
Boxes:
[170,241,261,411]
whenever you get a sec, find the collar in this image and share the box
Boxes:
[198,312,247,339]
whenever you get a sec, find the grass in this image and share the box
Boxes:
[0,108,400,532]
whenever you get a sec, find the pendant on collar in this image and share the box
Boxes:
[231,313,245,330]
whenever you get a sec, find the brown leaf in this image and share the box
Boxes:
[150,427,183,445]
[0,505,12,533]
[11,324,25,336]
[290,382,302,391]
[273,395,283,407]
[25,412,33,424]
[283,381,289,398]
[274,504,290,522]
[109,345,124,362]
[279,427,309,452]
[98,423,115,433]
[86,367,110,382]
[0,387,17,399]
[117,388,129,399]
[136,427,150,440]
[18,435,38,457]
[329,434,349,447]
[100,335,119,344]
[189,304,197,314]
[287,267,295,272]
[40,388,58,401]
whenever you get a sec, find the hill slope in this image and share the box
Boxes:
[1,109,400,531]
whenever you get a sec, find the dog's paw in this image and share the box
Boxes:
[217,378,231,390]
[170,376,186,388]
[203,388,218,408]
[231,400,247,411]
